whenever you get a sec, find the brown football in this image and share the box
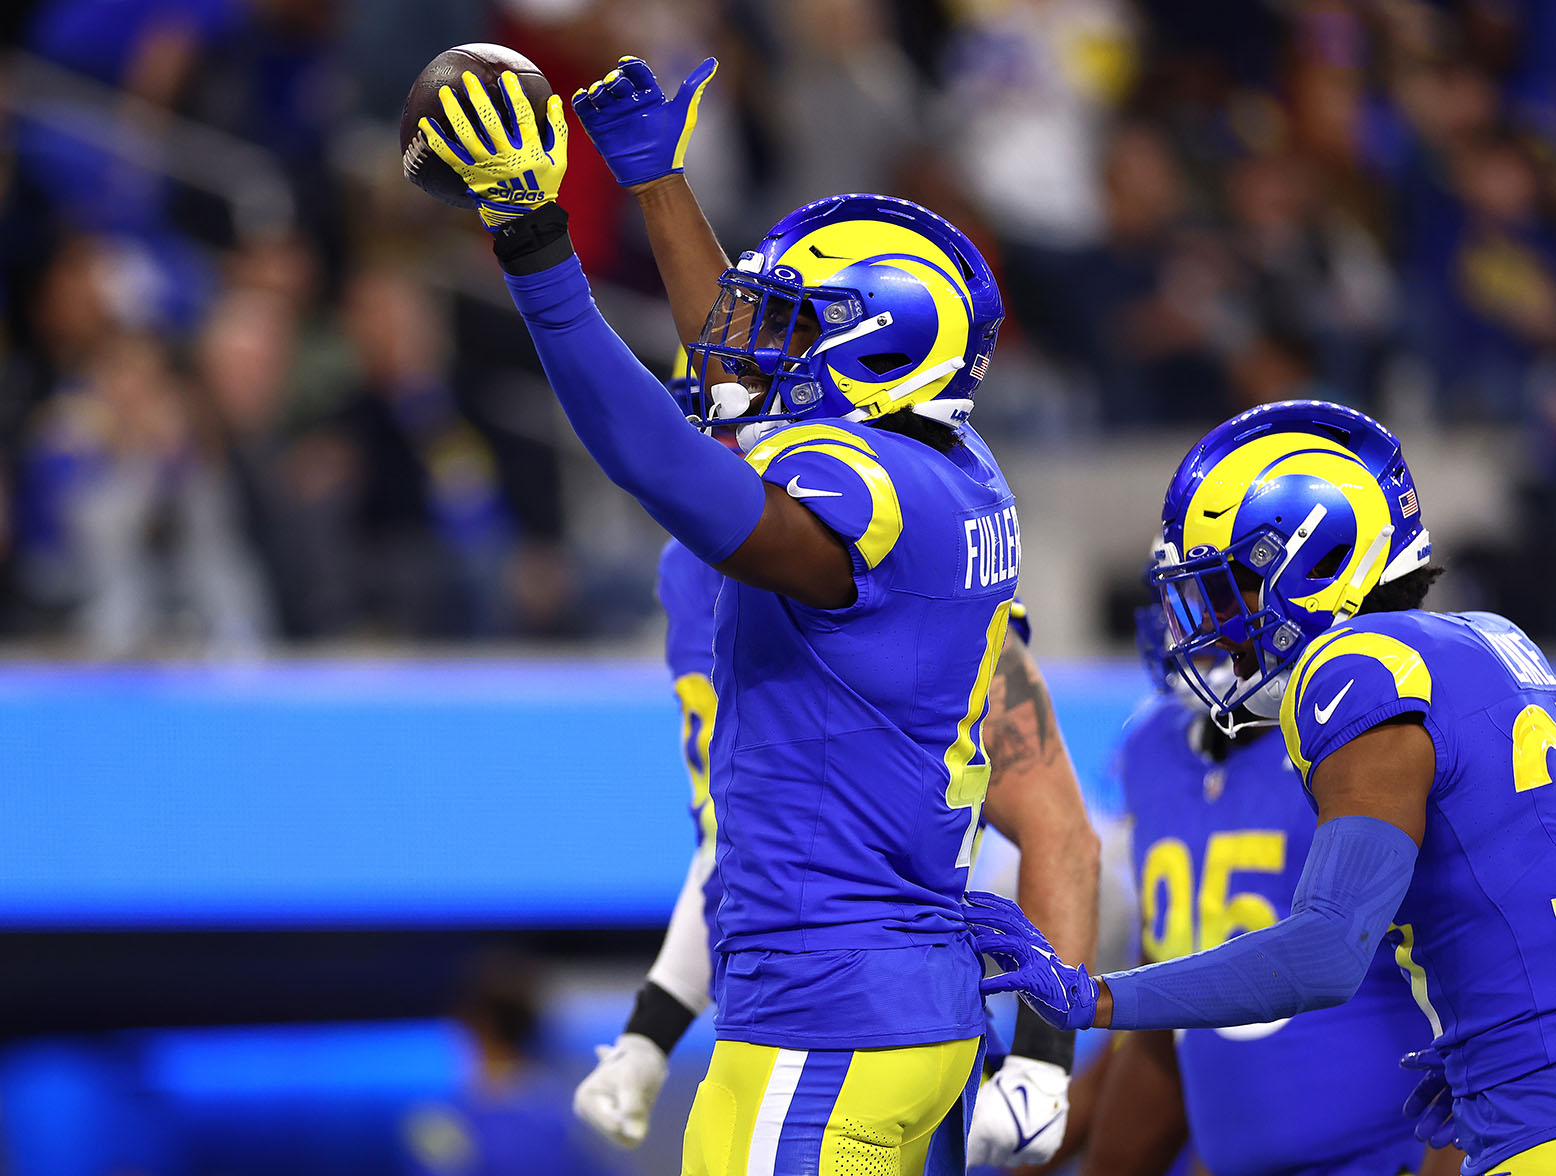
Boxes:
[400,43,553,209]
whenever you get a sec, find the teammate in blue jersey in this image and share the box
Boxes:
[972,401,1556,1176]
[578,531,1096,1162]
[572,533,724,1149]
[1068,603,1436,1176]
[413,54,1098,1174]
[570,386,1097,1162]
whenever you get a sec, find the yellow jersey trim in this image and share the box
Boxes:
[747,429,903,569]
[1280,627,1432,779]
[673,671,718,843]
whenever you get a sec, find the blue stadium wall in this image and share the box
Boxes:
[0,659,1145,928]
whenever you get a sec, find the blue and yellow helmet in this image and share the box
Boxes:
[1149,400,1431,727]
[685,193,1002,449]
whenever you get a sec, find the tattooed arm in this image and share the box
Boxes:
[981,631,1101,969]
[968,632,1100,1162]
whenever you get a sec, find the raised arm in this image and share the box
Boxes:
[631,175,728,349]
[572,57,729,347]
[415,68,854,607]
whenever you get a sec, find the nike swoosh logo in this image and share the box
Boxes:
[1315,679,1355,725]
[1001,1085,1061,1154]
[786,476,842,499]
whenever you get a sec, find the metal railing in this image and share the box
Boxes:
[0,49,296,238]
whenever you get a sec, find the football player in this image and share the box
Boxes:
[569,528,723,1149]
[576,528,1094,1165]
[971,401,1556,1176]
[1066,596,1436,1175]
[564,61,1100,1168]
[414,62,1094,1176]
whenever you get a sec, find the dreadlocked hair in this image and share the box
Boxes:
[867,409,963,454]
[1358,565,1443,615]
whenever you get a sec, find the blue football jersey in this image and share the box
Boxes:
[1281,609,1556,1173]
[709,421,1019,1050]
[1120,697,1426,1176]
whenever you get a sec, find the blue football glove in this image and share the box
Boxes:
[965,890,1099,1031]
[571,56,717,187]
[1402,1047,1458,1149]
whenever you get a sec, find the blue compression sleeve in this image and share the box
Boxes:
[1106,815,1417,1031]
[495,216,765,565]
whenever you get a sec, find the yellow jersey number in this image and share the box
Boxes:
[1385,699,1556,1043]
[674,672,719,847]
[945,600,1012,870]
[1513,703,1556,792]
[1139,831,1286,961]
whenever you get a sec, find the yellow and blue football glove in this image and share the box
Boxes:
[571,56,716,188]
[419,70,569,233]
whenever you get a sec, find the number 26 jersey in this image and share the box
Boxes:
[1281,608,1556,1174]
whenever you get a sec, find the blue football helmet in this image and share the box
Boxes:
[685,193,1003,450]
[1149,400,1431,731]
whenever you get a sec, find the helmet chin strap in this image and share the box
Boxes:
[707,381,778,453]
[1210,706,1280,738]
[887,356,964,403]
[1241,668,1290,719]
[1200,654,1286,736]
[735,419,781,453]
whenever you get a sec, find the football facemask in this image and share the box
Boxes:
[1149,400,1429,735]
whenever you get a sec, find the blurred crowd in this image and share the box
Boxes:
[0,0,1554,654]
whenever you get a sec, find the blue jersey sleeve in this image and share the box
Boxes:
[501,249,766,565]
[743,424,905,596]
[1280,618,1440,790]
